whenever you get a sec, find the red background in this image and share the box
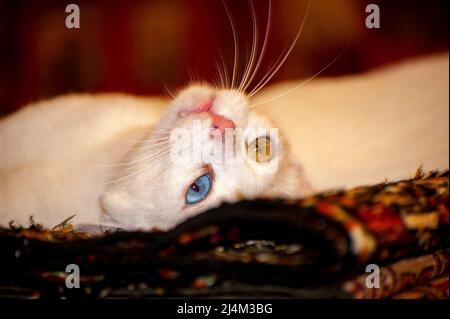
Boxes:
[0,0,448,116]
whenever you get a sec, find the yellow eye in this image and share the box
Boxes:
[247,136,272,163]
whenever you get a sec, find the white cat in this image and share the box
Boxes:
[0,85,311,231]
[0,52,448,231]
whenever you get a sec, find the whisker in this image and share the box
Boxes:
[92,134,170,168]
[163,82,176,98]
[213,53,225,88]
[248,0,311,98]
[222,0,239,89]
[188,70,201,85]
[243,0,272,94]
[125,142,171,164]
[111,136,169,155]
[213,69,224,89]
[218,51,230,89]
[214,59,226,89]
[250,45,349,107]
[96,151,171,188]
[238,0,258,93]
[94,142,171,169]
[116,134,166,145]
[250,46,288,96]
[96,151,171,182]
[110,127,170,144]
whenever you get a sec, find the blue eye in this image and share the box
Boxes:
[185,174,212,205]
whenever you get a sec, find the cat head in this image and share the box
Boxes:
[101,84,312,230]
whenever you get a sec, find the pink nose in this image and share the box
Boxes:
[208,111,235,137]
[190,99,235,137]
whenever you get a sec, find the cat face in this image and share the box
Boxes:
[101,84,312,230]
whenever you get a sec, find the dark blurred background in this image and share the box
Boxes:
[0,0,448,116]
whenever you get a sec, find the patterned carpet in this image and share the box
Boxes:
[0,170,448,298]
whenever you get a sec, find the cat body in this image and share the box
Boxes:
[0,94,167,228]
[256,52,449,190]
[0,53,448,230]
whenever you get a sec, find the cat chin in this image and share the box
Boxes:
[99,189,146,230]
[100,187,180,231]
